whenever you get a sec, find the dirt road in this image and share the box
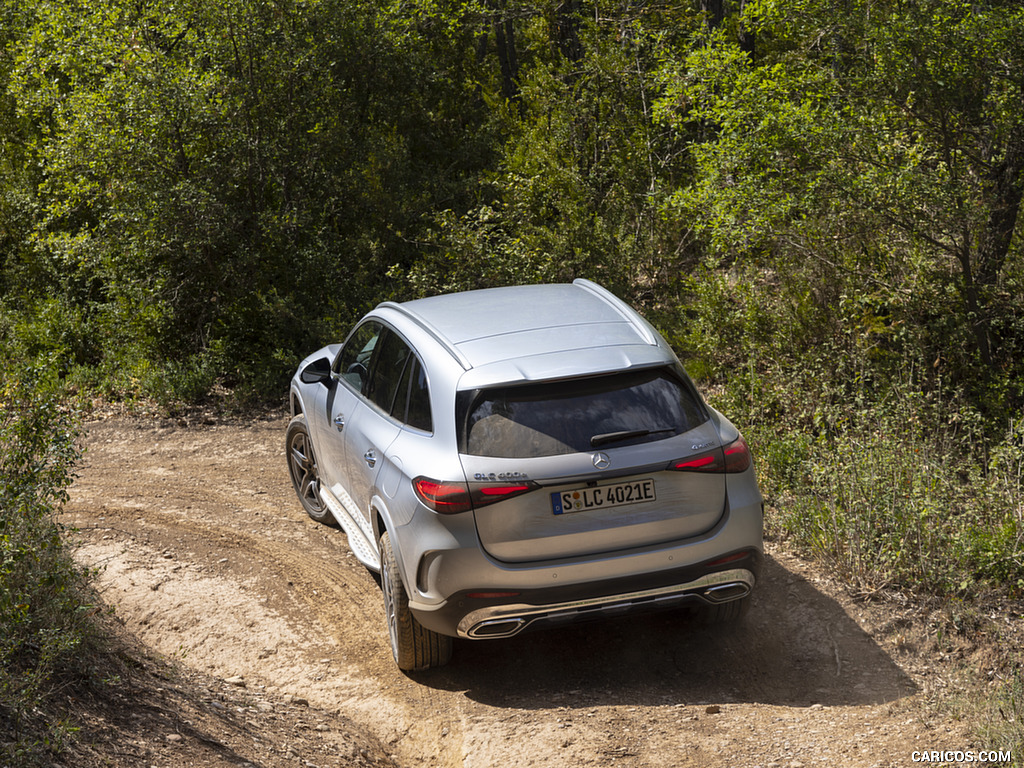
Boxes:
[65,415,971,767]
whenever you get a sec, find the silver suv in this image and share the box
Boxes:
[287,280,763,670]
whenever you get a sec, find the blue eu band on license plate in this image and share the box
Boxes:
[552,478,656,515]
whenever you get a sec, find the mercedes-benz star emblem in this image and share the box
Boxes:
[592,452,611,470]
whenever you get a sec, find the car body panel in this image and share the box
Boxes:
[407,490,763,636]
[338,400,401,517]
[320,376,361,492]
[455,344,670,391]
[396,283,653,349]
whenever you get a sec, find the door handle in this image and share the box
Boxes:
[334,414,345,432]
[363,449,376,468]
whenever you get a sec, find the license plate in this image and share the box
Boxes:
[551,479,656,515]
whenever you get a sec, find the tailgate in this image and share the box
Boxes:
[460,422,726,563]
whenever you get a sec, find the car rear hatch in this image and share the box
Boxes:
[456,367,728,563]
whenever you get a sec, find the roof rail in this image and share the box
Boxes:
[572,279,659,346]
[376,301,473,371]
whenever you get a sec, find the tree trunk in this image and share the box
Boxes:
[957,246,993,370]
[737,0,755,58]
[701,0,725,31]
[977,124,1024,289]
[967,122,1024,371]
[555,0,582,63]
[492,1,520,102]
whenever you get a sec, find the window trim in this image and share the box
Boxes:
[364,327,411,413]
[391,354,433,433]
[333,319,435,434]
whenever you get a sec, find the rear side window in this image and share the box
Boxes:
[461,367,707,458]
[387,356,430,432]
[366,330,412,412]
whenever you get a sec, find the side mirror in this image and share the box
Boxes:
[299,357,332,385]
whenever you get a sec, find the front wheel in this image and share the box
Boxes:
[379,531,452,671]
[286,415,334,525]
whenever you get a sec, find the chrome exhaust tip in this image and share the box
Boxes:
[467,617,528,639]
[701,582,752,604]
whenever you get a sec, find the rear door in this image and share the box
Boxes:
[457,368,727,563]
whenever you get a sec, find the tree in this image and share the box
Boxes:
[5,0,496,398]
[404,1,703,311]
[656,0,1024,413]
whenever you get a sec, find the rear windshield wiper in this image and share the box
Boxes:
[590,428,676,448]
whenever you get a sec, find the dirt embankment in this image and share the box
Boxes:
[63,415,980,767]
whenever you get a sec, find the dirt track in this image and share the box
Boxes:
[64,414,973,767]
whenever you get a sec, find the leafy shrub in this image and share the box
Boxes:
[978,666,1024,768]
[758,391,1024,599]
[0,368,91,764]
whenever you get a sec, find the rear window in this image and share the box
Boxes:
[460,367,707,458]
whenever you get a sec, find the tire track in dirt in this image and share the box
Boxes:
[71,502,466,767]
[69,417,468,767]
[81,508,382,654]
[66,415,972,768]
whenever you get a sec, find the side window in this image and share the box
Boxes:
[392,356,432,432]
[334,321,382,393]
[365,330,412,413]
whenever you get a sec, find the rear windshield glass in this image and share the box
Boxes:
[461,367,707,458]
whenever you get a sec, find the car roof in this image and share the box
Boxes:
[376,280,670,382]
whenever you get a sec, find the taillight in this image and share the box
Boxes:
[477,484,535,501]
[413,478,474,513]
[722,436,751,473]
[668,436,751,474]
[671,452,724,472]
[413,477,537,514]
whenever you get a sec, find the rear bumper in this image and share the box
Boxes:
[458,566,755,639]
[411,547,762,638]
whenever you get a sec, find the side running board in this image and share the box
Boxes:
[319,485,381,572]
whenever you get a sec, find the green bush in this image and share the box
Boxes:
[0,368,92,764]
[755,391,1024,599]
[978,666,1024,768]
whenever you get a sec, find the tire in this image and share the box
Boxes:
[286,415,335,525]
[379,531,453,671]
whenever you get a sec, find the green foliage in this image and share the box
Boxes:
[646,0,1024,605]
[743,387,1024,599]
[657,0,1024,418]
[1,0,1022,612]
[400,1,701,309]
[0,368,91,764]
[978,665,1024,768]
[1,0,1023,754]
[3,0,497,403]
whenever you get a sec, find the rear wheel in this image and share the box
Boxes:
[379,531,452,671]
[286,415,334,525]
